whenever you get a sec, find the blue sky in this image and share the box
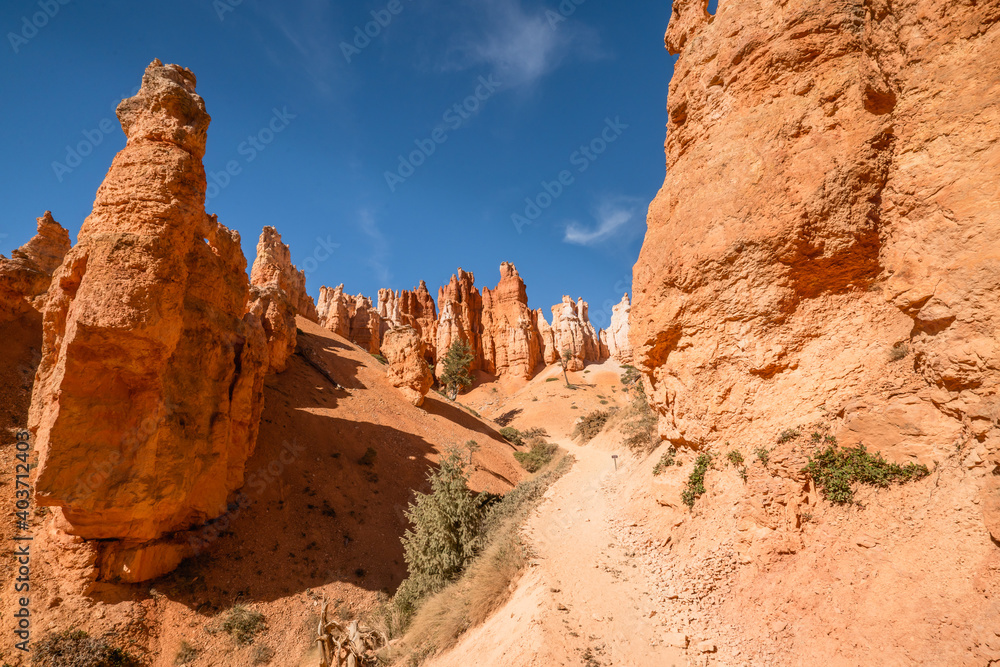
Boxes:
[1,0,676,329]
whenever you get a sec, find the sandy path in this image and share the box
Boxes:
[425,439,687,667]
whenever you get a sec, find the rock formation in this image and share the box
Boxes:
[348,295,382,355]
[379,282,437,363]
[600,294,631,364]
[435,269,483,375]
[249,226,315,373]
[317,284,351,338]
[629,0,1000,662]
[481,263,543,380]
[547,296,602,371]
[27,60,268,582]
[383,326,434,407]
[249,226,318,321]
[0,211,70,321]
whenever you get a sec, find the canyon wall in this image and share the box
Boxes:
[28,60,268,582]
[629,0,1000,662]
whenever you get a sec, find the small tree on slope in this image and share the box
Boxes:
[440,339,474,399]
[397,448,484,608]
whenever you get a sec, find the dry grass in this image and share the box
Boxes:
[380,454,573,664]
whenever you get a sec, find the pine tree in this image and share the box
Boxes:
[440,339,475,399]
[398,448,484,607]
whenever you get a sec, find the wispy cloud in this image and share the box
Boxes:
[563,196,645,246]
[358,209,392,283]
[435,0,603,87]
[256,0,344,97]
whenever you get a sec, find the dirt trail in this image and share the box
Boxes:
[426,437,687,667]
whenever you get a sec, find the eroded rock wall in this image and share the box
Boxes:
[481,263,543,381]
[27,60,268,582]
[629,0,1000,662]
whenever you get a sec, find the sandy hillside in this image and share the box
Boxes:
[10,316,524,667]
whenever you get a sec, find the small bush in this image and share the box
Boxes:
[803,441,930,505]
[777,428,800,444]
[755,448,770,466]
[371,353,388,365]
[440,340,475,399]
[621,392,658,452]
[652,449,678,476]
[34,630,141,667]
[174,641,198,665]
[726,450,745,467]
[521,427,549,439]
[620,365,642,389]
[682,453,713,508]
[572,409,614,443]
[222,605,266,646]
[251,645,276,665]
[514,442,558,473]
[359,447,378,466]
[889,342,909,362]
[545,378,558,382]
[499,427,523,447]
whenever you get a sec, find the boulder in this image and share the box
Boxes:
[383,326,434,406]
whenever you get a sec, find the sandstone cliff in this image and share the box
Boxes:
[317,283,351,338]
[249,226,315,373]
[0,212,71,321]
[379,282,437,363]
[600,294,632,364]
[435,269,483,375]
[481,263,543,381]
[630,0,1000,662]
[28,60,268,582]
[383,325,434,406]
[546,296,602,371]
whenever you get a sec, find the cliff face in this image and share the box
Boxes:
[379,282,438,363]
[436,269,483,375]
[547,296,602,371]
[249,226,317,373]
[28,60,268,582]
[481,263,543,381]
[630,0,1000,662]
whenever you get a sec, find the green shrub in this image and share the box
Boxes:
[396,449,486,613]
[889,342,909,362]
[755,447,770,466]
[440,340,475,399]
[521,427,549,439]
[620,365,642,389]
[682,453,713,508]
[572,409,614,443]
[499,427,523,447]
[371,353,388,365]
[803,441,930,505]
[777,428,800,444]
[652,449,678,476]
[34,630,140,667]
[621,392,658,452]
[222,605,266,646]
[514,442,558,473]
[545,378,558,382]
[726,450,745,467]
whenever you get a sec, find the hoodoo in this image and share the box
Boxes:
[27,60,268,582]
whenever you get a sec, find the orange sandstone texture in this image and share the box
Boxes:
[481,262,543,381]
[600,294,632,364]
[383,325,434,406]
[629,0,1000,663]
[435,268,483,375]
[317,283,351,338]
[546,295,602,371]
[27,60,268,582]
[0,211,70,321]
[249,226,316,373]
[379,282,438,363]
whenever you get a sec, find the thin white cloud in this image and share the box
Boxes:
[563,197,644,246]
[437,0,603,87]
[358,209,392,283]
